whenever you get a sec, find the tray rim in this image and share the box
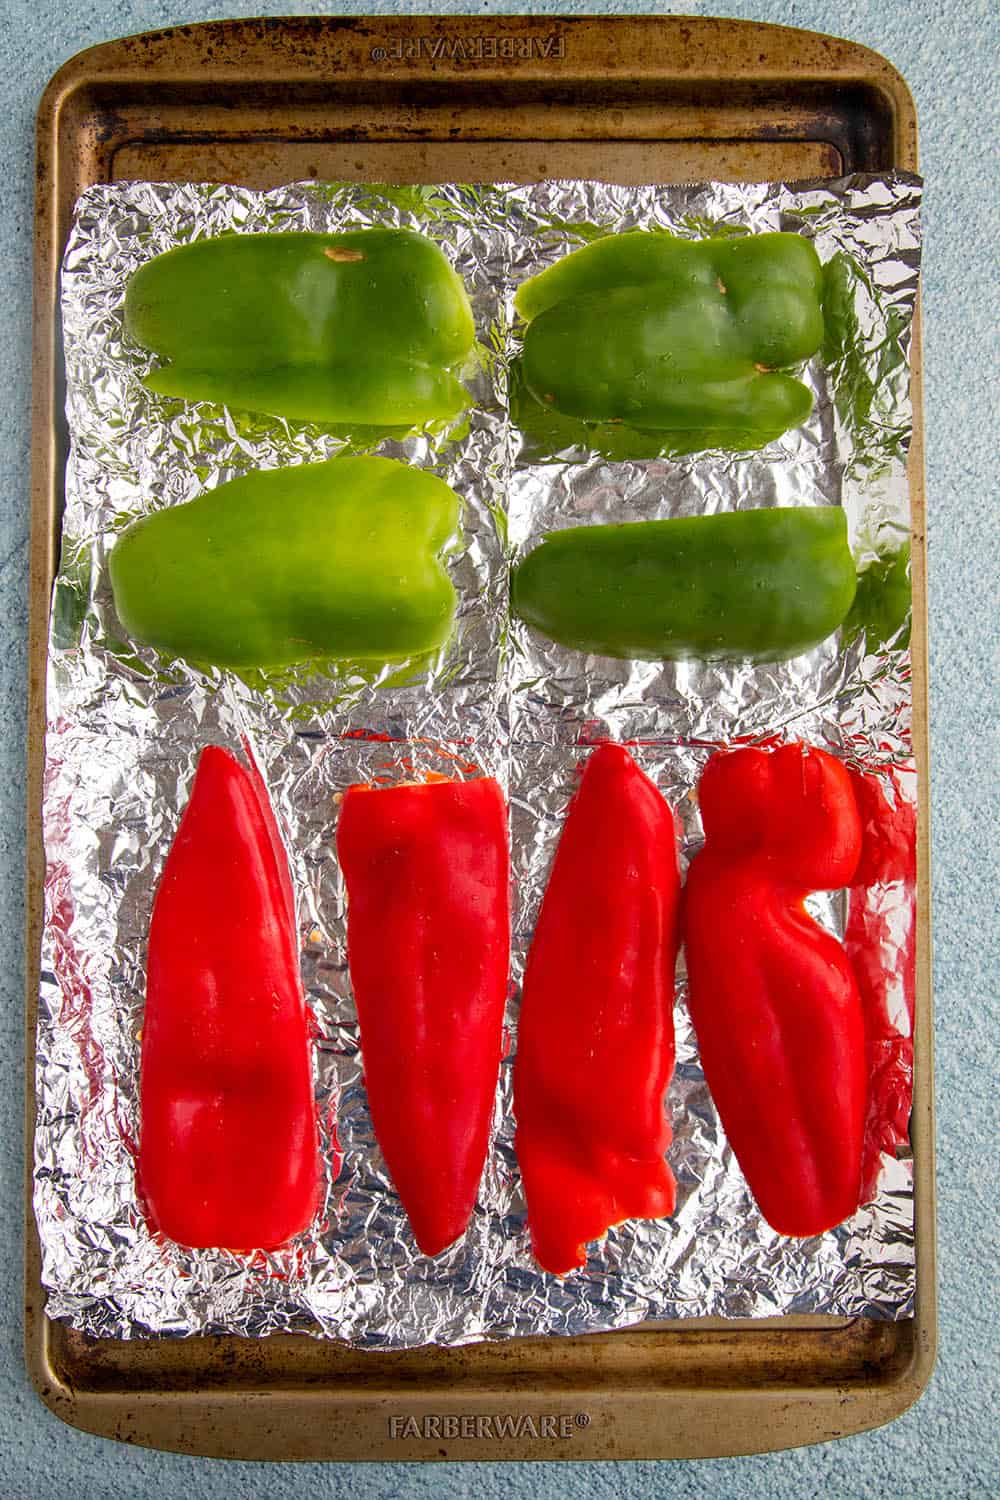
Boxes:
[24,11,937,1463]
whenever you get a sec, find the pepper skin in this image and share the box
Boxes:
[683,744,866,1237]
[125,229,474,426]
[845,768,917,1205]
[843,542,912,649]
[336,777,510,1257]
[109,457,460,670]
[139,747,319,1249]
[511,507,856,662]
[516,231,823,448]
[514,744,680,1274]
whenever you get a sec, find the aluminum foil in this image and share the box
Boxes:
[37,173,921,1344]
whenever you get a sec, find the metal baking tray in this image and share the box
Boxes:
[25,14,936,1461]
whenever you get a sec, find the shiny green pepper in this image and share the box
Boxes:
[124,230,474,426]
[511,507,856,662]
[109,457,460,669]
[515,232,824,451]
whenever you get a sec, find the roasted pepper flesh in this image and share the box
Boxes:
[125,229,474,426]
[683,744,866,1237]
[109,456,460,670]
[516,231,823,447]
[514,744,680,1274]
[336,776,510,1257]
[512,506,857,662]
[139,746,319,1250]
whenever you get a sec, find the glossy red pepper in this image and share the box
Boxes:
[336,776,510,1257]
[684,743,865,1237]
[514,743,680,1274]
[845,767,917,1204]
[139,747,319,1249]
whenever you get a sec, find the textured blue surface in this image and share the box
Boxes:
[2,1,997,1494]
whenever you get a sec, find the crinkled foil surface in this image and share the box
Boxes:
[37,174,921,1344]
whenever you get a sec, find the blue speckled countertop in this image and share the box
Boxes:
[2,1,997,1494]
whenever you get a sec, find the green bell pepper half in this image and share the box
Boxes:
[124,229,475,426]
[515,231,824,450]
[109,457,460,670]
[511,506,856,662]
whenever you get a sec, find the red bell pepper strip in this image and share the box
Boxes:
[683,743,866,1237]
[139,746,319,1250]
[336,776,510,1257]
[514,743,680,1275]
[845,767,917,1204]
